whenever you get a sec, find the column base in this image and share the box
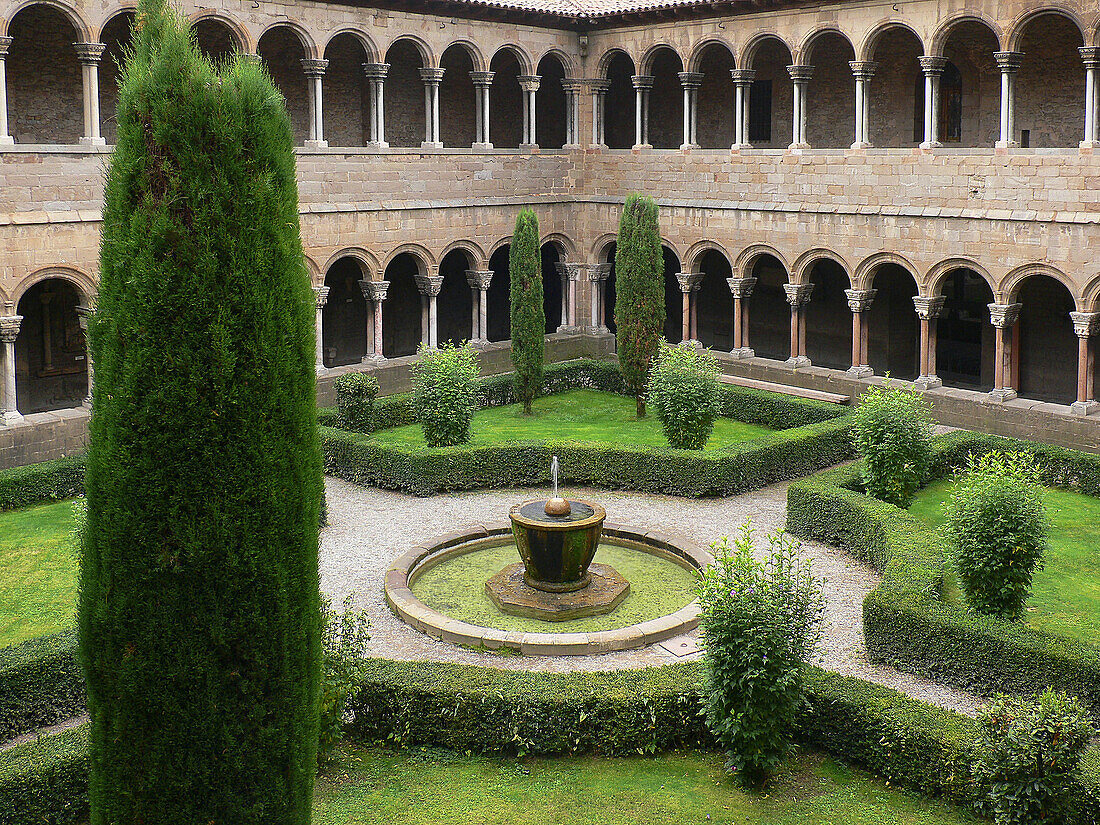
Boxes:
[470,338,492,350]
[79,136,107,147]
[785,356,811,368]
[585,325,610,335]
[520,143,540,152]
[366,141,389,149]
[82,397,92,408]
[421,141,444,150]
[361,353,387,365]
[303,139,328,149]
[2,410,24,426]
[631,143,652,151]
[914,375,943,390]
[557,325,584,335]
[849,141,872,150]
[680,339,702,349]
[730,347,755,359]
[679,143,698,152]
[1071,399,1100,416]
[730,143,752,152]
[987,387,1017,403]
[919,140,942,150]
[472,142,493,151]
[996,140,1019,149]
[0,136,13,147]
[846,365,873,378]
[563,143,582,150]
[787,142,810,152]
[1080,140,1098,152]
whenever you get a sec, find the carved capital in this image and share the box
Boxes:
[1080,47,1100,70]
[988,302,1022,329]
[561,79,585,94]
[630,74,654,91]
[994,51,1024,73]
[0,315,22,343]
[517,75,541,93]
[726,277,757,299]
[784,282,814,307]
[419,67,446,84]
[313,285,330,308]
[465,269,493,290]
[75,304,94,332]
[74,42,106,65]
[300,58,329,78]
[359,279,390,302]
[845,288,877,313]
[786,64,814,83]
[361,62,390,81]
[469,71,495,87]
[556,261,586,282]
[1070,311,1100,338]
[587,78,611,94]
[729,68,756,85]
[918,56,949,77]
[0,37,12,59]
[676,272,703,293]
[912,295,946,320]
[414,274,444,297]
[677,71,704,89]
[588,263,612,282]
[848,61,878,80]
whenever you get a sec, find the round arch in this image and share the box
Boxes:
[95,5,137,41]
[597,47,635,76]
[383,34,434,68]
[256,20,317,60]
[440,39,485,73]
[322,247,379,281]
[1080,271,1100,311]
[857,20,926,62]
[738,32,794,68]
[11,266,95,306]
[537,47,576,79]
[13,272,89,414]
[1,0,90,40]
[687,37,735,72]
[489,43,534,75]
[929,13,1003,55]
[853,252,920,291]
[685,240,732,273]
[438,240,486,270]
[639,42,683,75]
[792,249,852,286]
[487,235,513,259]
[735,244,790,281]
[589,233,618,264]
[187,11,249,53]
[322,27,378,63]
[1002,263,1081,308]
[925,257,996,297]
[797,26,856,64]
[1006,6,1088,52]
[539,232,577,261]
[381,243,435,275]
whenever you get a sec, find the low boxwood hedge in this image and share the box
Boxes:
[787,429,1100,715]
[0,632,84,743]
[0,723,88,825]
[0,457,85,513]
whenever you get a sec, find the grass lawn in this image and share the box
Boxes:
[0,499,79,648]
[369,390,772,450]
[313,745,980,825]
[909,480,1100,645]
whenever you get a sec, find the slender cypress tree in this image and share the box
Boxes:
[80,1,322,821]
[509,208,544,414]
[614,195,665,417]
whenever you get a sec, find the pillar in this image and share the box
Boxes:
[676,272,702,344]
[726,277,757,358]
[470,71,494,149]
[1070,311,1099,414]
[588,263,611,334]
[845,289,877,377]
[312,286,329,370]
[1080,48,1100,148]
[359,279,389,361]
[912,295,945,389]
[0,37,13,147]
[994,52,1023,149]
[75,304,94,405]
[987,302,1022,402]
[919,56,947,149]
[0,314,21,425]
[730,69,755,149]
[75,42,106,146]
[415,273,444,349]
[517,75,541,148]
[419,67,445,148]
[787,65,813,150]
[362,63,389,148]
[465,270,493,345]
[631,75,653,149]
[589,79,609,148]
[783,283,813,367]
[678,72,702,150]
[301,58,329,148]
[849,61,876,149]
[561,80,583,147]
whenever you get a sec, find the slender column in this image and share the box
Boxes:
[561,80,583,147]
[587,263,611,333]
[75,305,93,405]
[730,69,755,149]
[987,302,1022,402]
[465,270,493,345]
[631,75,653,149]
[675,273,702,344]
[414,273,444,349]
[517,75,541,148]
[0,314,22,425]
[1070,312,1100,414]
[845,289,877,377]
[783,283,813,367]
[362,63,389,147]
[567,263,583,329]
[726,277,757,358]
[677,72,703,150]
[849,62,877,148]
[359,280,389,361]
[589,79,609,147]
[312,286,330,370]
[787,65,813,150]
[470,71,494,149]
[1080,48,1100,148]
[993,52,1023,148]
[419,67,445,148]
[301,58,329,148]
[75,43,106,146]
[0,37,13,147]
[919,56,948,149]
[912,296,945,389]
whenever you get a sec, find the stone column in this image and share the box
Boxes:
[465,270,493,345]
[1070,311,1099,414]
[419,67,445,148]
[470,71,494,149]
[787,65,813,150]
[359,279,389,362]
[561,80,583,147]
[362,63,389,148]
[677,72,703,150]
[0,37,13,147]
[631,75,653,149]
[726,277,756,358]
[312,286,329,370]
[415,272,444,349]
[75,42,106,146]
[301,58,329,148]
[517,75,540,148]
[556,262,586,333]
[75,304,93,404]
[730,69,755,149]
[783,283,813,367]
[849,61,876,149]
[0,314,21,425]
[588,263,611,333]
[676,272,702,344]
[1080,48,1100,148]
[589,79,609,147]
[987,302,1022,402]
[919,56,948,149]
[994,52,1023,148]
[845,289,877,377]
[912,295,945,389]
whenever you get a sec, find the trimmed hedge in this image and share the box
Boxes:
[0,458,85,513]
[0,723,88,825]
[787,429,1100,715]
[0,632,84,743]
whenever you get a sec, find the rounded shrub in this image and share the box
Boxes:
[335,372,380,432]
[509,208,544,415]
[647,341,721,450]
[412,343,480,447]
[81,1,323,820]
[851,382,933,508]
[318,595,371,763]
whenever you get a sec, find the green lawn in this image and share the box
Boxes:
[909,480,1100,645]
[313,745,980,825]
[369,390,772,450]
[0,499,79,648]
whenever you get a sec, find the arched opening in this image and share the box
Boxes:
[382,253,422,358]
[661,246,683,342]
[601,242,618,335]
[1016,14,1085,147]
[603,51,635,149]
[489,49,523,149]
[803,259,851,370]
[866,264,919,379]
[747,38,793,148]
[486,246,511,342]
[437,249,474,346]
[99,11,134,145]
[192,18,239,63]
[541,243,563,333]
[868,27,923,147]
[937,21,999,146]
[14,279,87,414]
[937,269,994,390]
[257,27,310,145]
[695,44,736,149]
[385,40,426,148]
[645,47,684,149]
[536,54,567,149]
[695,250,733,350]
[1016,275,1077,404]
[7,4,82,144]
[322,258,369,367]
[440,44,476,147]
[323,34,371,147]
[745,256,790,360]
[805,32,856,148]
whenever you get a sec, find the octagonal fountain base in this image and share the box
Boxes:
[486,562,630,621]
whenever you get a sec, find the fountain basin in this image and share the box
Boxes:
[509,499,606,592]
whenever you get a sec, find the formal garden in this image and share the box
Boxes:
[1,3,1099,823]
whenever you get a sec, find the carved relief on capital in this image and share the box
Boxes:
[848,61,878,80]
[987,302,1022,329]
[586,78,611,94]
[300,58,329,78]
[0,37,12,59]
[0,315,22,343]
[918,56,949,76]
[994,51,1024,73]
[676,272,703,293]
[359,279,390,302]
[415,274,445,297]
[786,64,814,83]
[419,67,446,84]
[729,69,756,85]
[75,304,94,332]
[845,288,877,313]
[630,75,655,91]
[313,285,330,308]
[465,269,494,290]
[677,71,704,89]
[556,262,585,281]
[912,295,946,320]
[74,42,106,64]
[588,263,612,282]
[1070,311,1100,338]
[361,62,390,81]
[783,282,814,307]
[726,277,757,299]
[469,71,495,87]
[517,75,542,93]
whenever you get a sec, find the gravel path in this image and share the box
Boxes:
[321,476,980,716]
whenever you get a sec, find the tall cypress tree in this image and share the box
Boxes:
[509,208,544,414]
[80,1,322,821]
[614,195,665,417]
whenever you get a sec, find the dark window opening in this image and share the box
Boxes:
[749,79,772,143]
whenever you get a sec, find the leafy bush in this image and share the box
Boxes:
[697,523,825,788]
[973,689,1095,825]
[509,208,544,414]
[0,456,85,512]
[318,596,371,762]
[411,343,480,447]
[851,382,933,508]
[647,341,721,449]
[946,451,1048,620]
[334,372,380,432]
